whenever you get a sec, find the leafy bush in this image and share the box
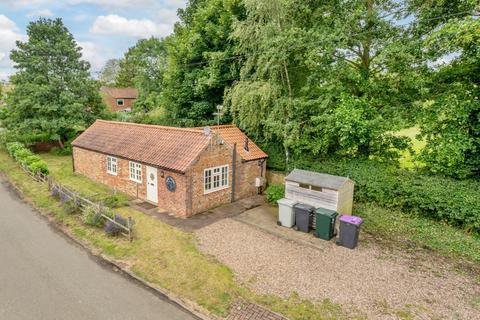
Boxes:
[266,184,285,205]
[5,141,49,175]
[102,193,129,208]
[104,214,128,236]
[22,155,42,166]
[294,158,480,233]
[6,142,24,156]
[14,148,32,161]
[82,206,104,227]
[29,160,49,175]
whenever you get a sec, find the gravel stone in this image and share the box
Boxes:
[196,219,480,319]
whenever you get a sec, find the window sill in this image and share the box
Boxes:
[204,185,229,195]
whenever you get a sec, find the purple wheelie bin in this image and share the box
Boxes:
[336,215,363,249]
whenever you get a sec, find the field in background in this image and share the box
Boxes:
[395,127,426,169]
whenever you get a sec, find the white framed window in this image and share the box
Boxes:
[106,156,117,175]
[116,98,124,106]
[204,165,229,194]
[129,161,142,183]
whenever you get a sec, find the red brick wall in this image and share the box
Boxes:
[73,147,189,216]
[187,138,266,216]
[102,95,136,112]
[73,141,267,218]
[234,159,266,200]
[73,147,147,199]
[187,140,233,215]
[155,169,188,217]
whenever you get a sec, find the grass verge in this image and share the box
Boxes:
[0,148,356,320]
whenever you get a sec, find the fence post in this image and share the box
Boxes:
[127,217,132,242]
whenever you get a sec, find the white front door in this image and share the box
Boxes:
[146,166,158,204]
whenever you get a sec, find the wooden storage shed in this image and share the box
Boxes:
[285,169,354,215]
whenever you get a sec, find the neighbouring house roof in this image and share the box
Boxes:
[100,87,138,99]
[285,169,352,190]
[196,125,268,161]
[72,120,210,173]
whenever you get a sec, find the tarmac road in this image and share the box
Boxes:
[0,180,197,320]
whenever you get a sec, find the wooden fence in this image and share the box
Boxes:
[21,164,134,241]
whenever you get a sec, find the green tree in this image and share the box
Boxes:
[226,0,413,169]
[417,18,480,178]
[159,0,244,126]
[1,18,104,147]
[98,59,120,86]
[114,38,167,113]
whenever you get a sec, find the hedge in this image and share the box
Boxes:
[293,158,480,233]
[6,142,49,175]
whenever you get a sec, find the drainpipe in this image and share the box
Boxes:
[72,149,76,173]
[231,143,237,203]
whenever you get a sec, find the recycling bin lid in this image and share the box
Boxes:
[339,215,363,225]
[293,203,315,211]
[315,207,338,218]
[277,198,297,206]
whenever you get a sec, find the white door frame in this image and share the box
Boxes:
[146,166,158,204]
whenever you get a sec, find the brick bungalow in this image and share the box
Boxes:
[100,87,138,112]
[71,120,268,217]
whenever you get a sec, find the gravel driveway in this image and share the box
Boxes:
[196,219,480,319]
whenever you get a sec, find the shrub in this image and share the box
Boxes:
[82,206,104,227]
[6,142,24,156]
[104,214,128,236]
[14,148,33,161]
[22,155,42,166]
[294,158,480,233]
[266,184,285,205]
[5,141,49,175]
[29,160,49,175]
[63,199,79,215]
[102,193,129,208]
[101,208,115,220]
[50,185,60,198]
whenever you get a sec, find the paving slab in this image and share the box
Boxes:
[132,195,265,232]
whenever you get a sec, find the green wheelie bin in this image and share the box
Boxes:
[315,208,338,240]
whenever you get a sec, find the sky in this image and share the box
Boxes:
[0,0,187,81]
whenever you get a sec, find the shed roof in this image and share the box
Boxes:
[285,169,351,190]
[100,87,138,99]
[195,125,268,161]
[72,120,210,173]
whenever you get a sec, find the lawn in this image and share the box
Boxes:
[0,148,356,320]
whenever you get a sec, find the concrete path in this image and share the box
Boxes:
[0,180,197,320]
[132,195,265,232]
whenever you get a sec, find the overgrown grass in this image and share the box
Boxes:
[0,148,354,319]
[356,203,480,264]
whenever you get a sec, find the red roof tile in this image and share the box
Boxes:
[100,87,138,99]
[198,125,268,161]
[72,120,210,173]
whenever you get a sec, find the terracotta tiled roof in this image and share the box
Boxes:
[100,87,138,99]
[197,125,268,161]
[72,120,210,173]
